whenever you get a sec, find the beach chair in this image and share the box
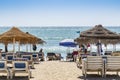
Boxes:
[6,54,17,63]
[111,51,120,56]
[82,56,104,77]
[104,51,112,55]
[105,56,120,77]
[55,53,62,60]
[0,60,9,79]
[66,53,73,61]
[47,53,56,60]
[1,52,6,59]
[90,52,97,56]
[11,58,31,79]
[21,54,34,68]
[32,54,40,63]
[16,51,26,57]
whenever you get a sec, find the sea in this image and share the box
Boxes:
[0,26,120,59]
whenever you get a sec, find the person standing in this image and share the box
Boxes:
[39,48,44,61]
[0,49,2,59]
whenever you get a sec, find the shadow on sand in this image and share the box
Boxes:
[78,74,120,80]
[0,76,34,80]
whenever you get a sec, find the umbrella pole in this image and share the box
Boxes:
[97,40,102,56]
[90,44,92,52]
[13,38,15,58]
[67,47,70,53]
[18,41,20,52]
[113,44,116,52]
[13,38,15,53]
[106,45,107,51]
[26,42,28,52]
[115,45,116,51]
[30,44,31,52]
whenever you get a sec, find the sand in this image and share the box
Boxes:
[1,61,120,80]
[30,61,81,80]
[30,61,120,80]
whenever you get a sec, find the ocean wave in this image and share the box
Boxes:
[43,37,64,40]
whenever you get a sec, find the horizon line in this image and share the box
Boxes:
[0,25,120,27]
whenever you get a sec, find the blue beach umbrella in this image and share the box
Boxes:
[59,39,77,47]
[59,39,77,53]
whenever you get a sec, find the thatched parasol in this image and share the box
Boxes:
[75,25,120,45]
[0,27,29,43]
[75,37,90,45]
[0,27,43,52]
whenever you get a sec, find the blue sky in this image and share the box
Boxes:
[0,0,120,26]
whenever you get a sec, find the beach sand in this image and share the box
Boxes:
[30,61,120,80]
[1,61,120,80]
[31,61,80,80]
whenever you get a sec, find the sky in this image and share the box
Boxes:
[0,0,120,26]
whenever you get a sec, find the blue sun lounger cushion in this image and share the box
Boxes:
[8,56,13,60]
[32,54,37,57]
[2,53,6,58]
[15,63,26,68]
[0,63,5,68]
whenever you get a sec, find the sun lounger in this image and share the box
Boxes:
[0,60,9,79]
[105,56,120,77]
[104,51,112,55]
[1,52,6,59]
[55,53,62,60]
[47,52,56,60]
[21,54,34,69]
[66,53,73,61]
[82,56,104,77]
[111,51,120,56]
[6,54,17,63]
[90,52,97,56]
[11,58,31,79]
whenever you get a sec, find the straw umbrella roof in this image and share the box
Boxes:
[75,37,120,45]
[75,37,90,45]
[0,27,40,44]
[75,25,120,44]
[25,32,45,44]
[0,27,28,43]
[80,25,120,39]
